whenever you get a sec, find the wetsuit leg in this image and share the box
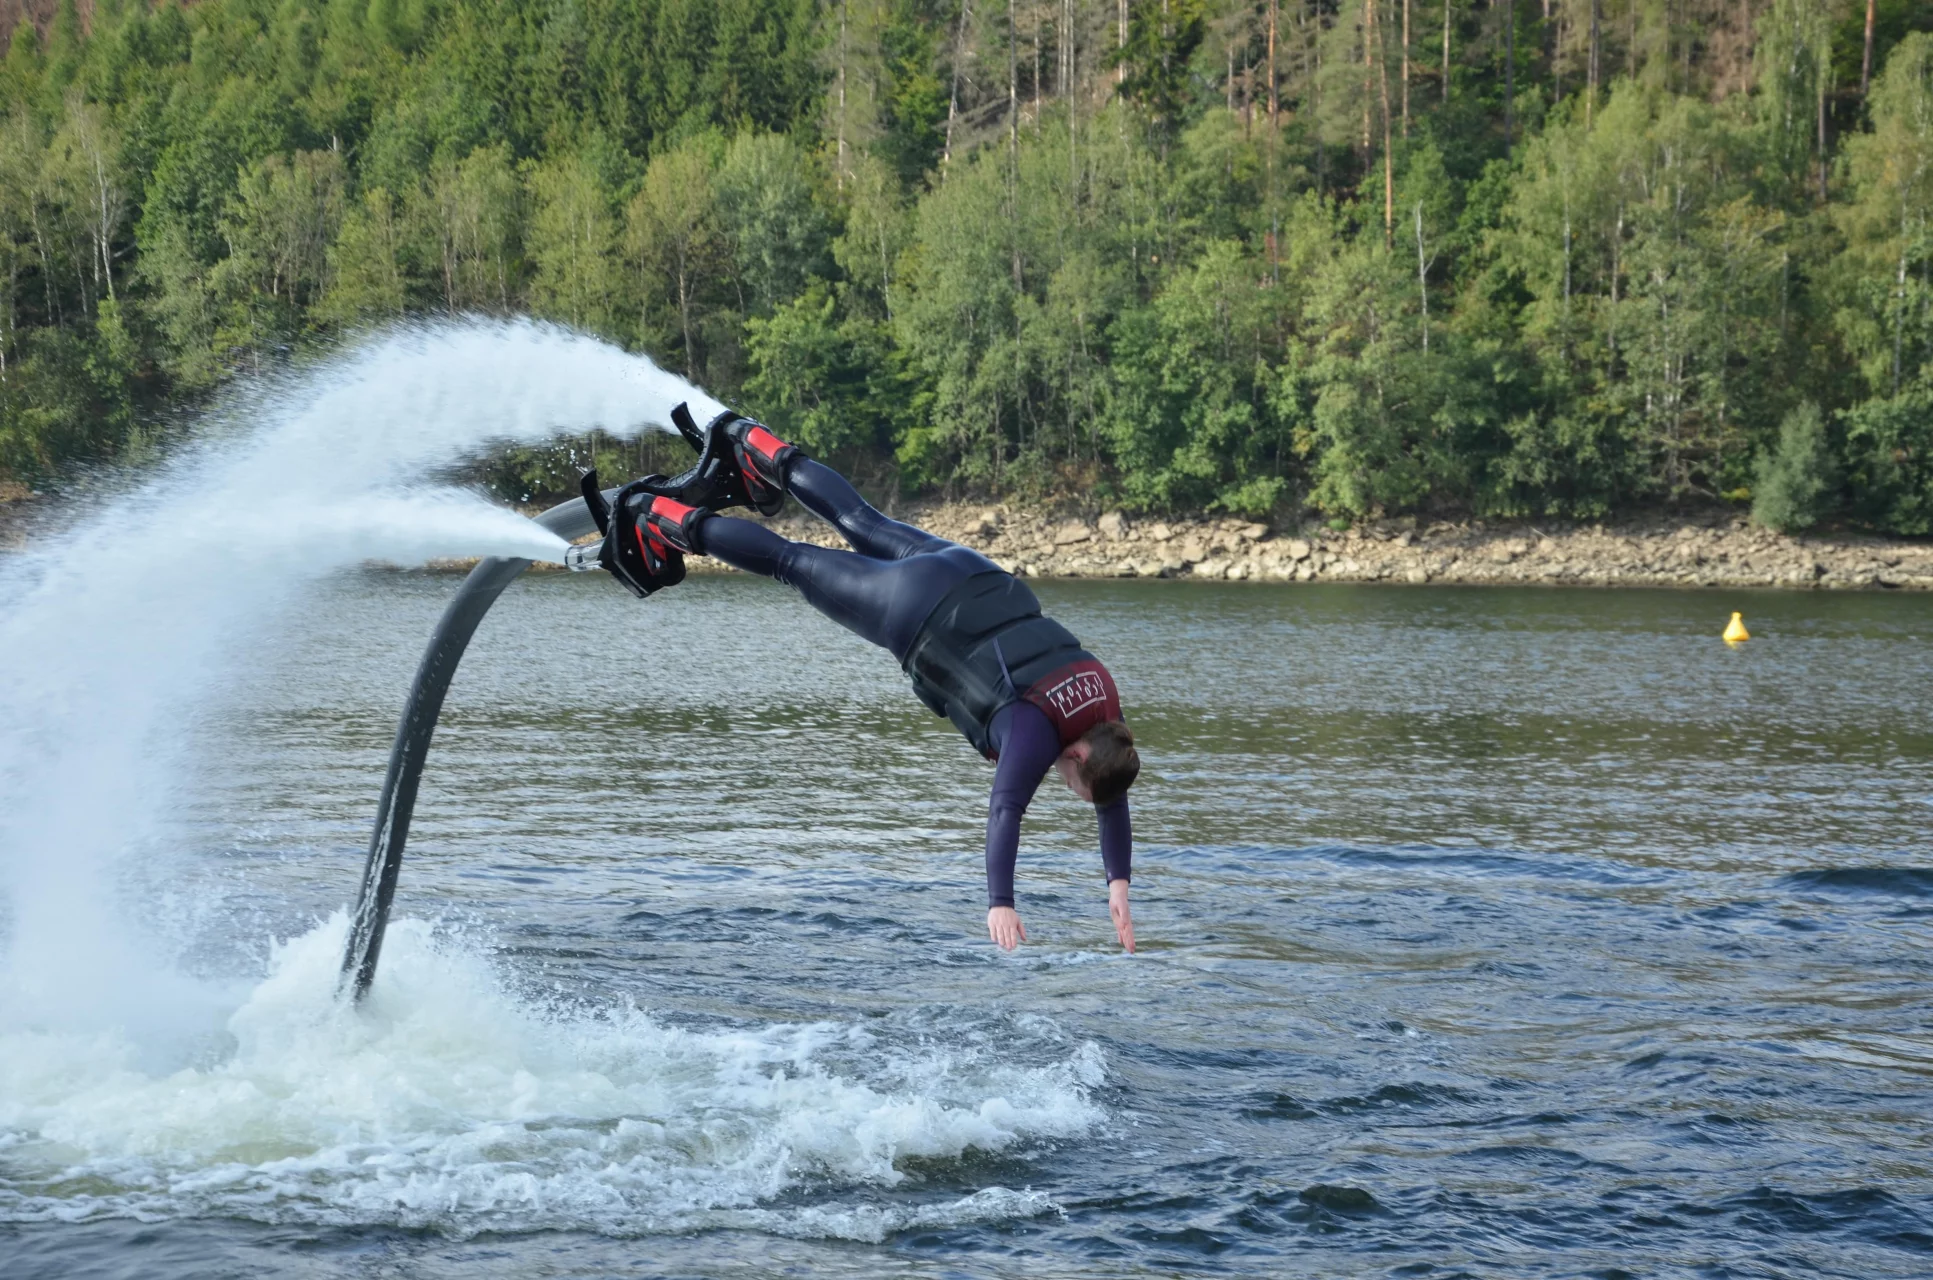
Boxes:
[785,459,951,561]
[700,517,993,661]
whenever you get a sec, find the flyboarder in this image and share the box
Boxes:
[574,406,1140,953]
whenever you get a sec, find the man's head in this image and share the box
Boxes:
[1055,720,1140,805]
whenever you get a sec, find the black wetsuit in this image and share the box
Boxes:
[696,460,1131,907]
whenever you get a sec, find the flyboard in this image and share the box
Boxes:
[337,486,608,1002]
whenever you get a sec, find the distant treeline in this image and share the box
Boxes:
[4,0,1933,531]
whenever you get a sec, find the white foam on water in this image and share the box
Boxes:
[0,916,1104,1238]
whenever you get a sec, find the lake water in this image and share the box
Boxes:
[4,572,1931,1278]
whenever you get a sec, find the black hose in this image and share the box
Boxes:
[338,492,606,1002]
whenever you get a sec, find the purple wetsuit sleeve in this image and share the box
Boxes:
[1098,795,1131,884]
[983,703,1060,909]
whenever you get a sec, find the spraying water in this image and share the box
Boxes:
[0,319,1104,1241]
[0,319,711,1036]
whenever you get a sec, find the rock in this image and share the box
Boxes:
[973,509,1001,534]
[1405,567,1429,584]
[1054,521,1092,545]
[1238,522,1270,541]
[1194,558,1230,579]
[1228,561,1252,580]
[1395,531,1414,547]
[1177,540,1208,564]
[1147,522,1174,542]
[1284,538,1312,562]
[1098,510,1130,540]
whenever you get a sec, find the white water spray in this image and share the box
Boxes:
[0,319,720,1036]
[0,318,1105,1239]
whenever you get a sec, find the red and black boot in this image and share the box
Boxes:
[668,403,802,519]
[721,418,801,517]
[639,494,712,557]
[576,474,687,598]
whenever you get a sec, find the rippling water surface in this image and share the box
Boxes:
[5,574,1932,1277]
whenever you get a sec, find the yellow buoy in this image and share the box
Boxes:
[1723,612,1750,643]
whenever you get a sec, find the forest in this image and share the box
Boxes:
[3,0,1933,532]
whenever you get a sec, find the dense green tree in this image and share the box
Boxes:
[714,130,830,315]
[525,152,618,335]
[1753,400,1837,530]
[9,0,1933,535]
[626,134,726,377]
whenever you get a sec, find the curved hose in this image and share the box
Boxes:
[338,491,607,1001]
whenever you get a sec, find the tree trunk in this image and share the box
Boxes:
[1862,0,1876,100]
[1402,0,1411,135]
[1245,50,1254,135]
[1442,0,1451,102]
[1895,240,1908,396]
[1009,0,1022,290]
[1374,0,1394,239]
[1362,3,1373,157]
[1310,0,1322,202]
[836,0,848,187]
[942,0,973,178]
[1268,0,1281,122]
[1033,4,1042,122]
[1587,0,1599,127]
[1547,0,1559,102]
[1066,0,1078,220]
[1504,0,1516,157]
[1416,201,1431,353]
[678,254,695,377]
[1817,58,1829,202]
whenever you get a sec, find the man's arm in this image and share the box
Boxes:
[1097,795,1134,952]
[984,704,1060,949]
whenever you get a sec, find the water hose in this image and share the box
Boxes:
[338,489,608,1001]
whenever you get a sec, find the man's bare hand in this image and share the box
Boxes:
[1109,879,1135,953]
[987,906,1027,951]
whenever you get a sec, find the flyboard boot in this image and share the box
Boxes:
[564,407,750,592]
[667,401,803,518]
[565,473,690,597]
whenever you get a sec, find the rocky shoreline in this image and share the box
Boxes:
[6,483,1929,588]
[673,501,1933,591]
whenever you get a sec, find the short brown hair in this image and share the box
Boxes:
[1076,720,1140,805]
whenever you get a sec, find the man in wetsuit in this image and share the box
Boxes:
[577,406,1139,953]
